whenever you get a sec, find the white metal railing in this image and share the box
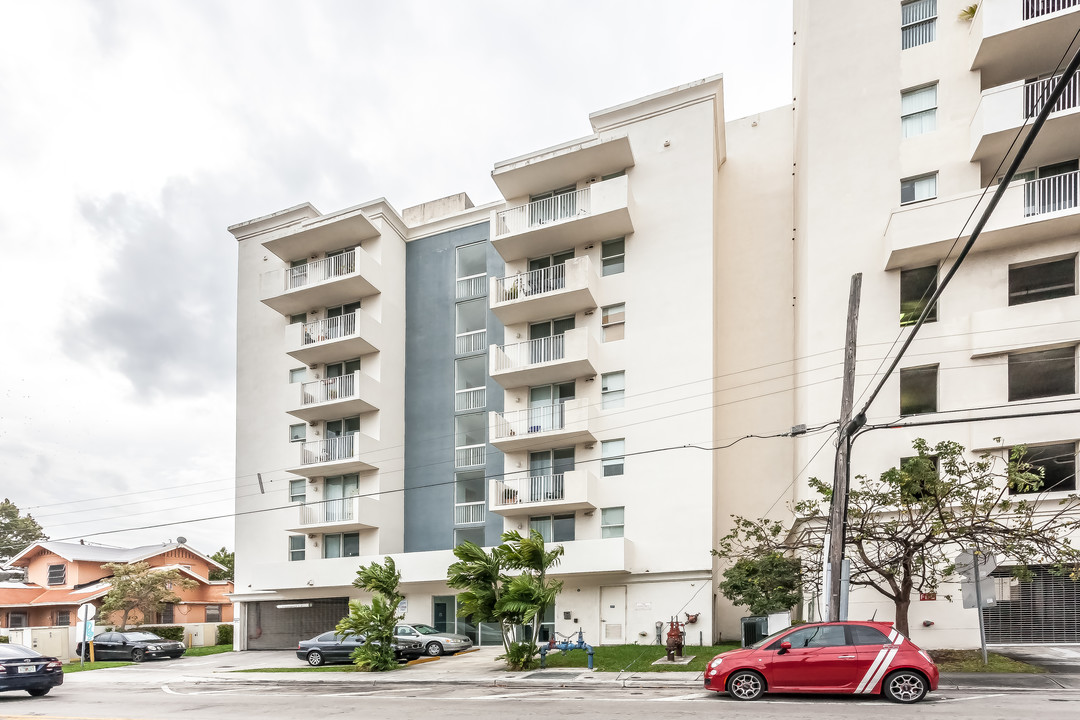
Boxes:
[492,475,565,507]
[455,387,486,411]
[301,435,356,465]
[492,335,566,372]
[301,374,356,406]
[456,329,486,355]
[302,313,358,346]
[492,264,567,303]
[492,405,567,438]
[456,273,487,300]
[286,250,356,290]
[455,444,486,468]
[299,497,357,525]
[901,0,935,50]
[494,188,590,237]
[1024,170,1079,217]
[1024,0,1078,20]
[1023,72,1080,118]
[454,501,486,525]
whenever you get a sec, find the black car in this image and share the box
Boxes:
[0,643,64,696]
[296,631,425,666]
[77,631,186,662]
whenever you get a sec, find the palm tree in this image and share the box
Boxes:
[500,530,564,643]
[447,541,514,650]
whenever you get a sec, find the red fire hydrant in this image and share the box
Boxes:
[665,616,685,660]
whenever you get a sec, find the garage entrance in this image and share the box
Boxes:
[245,597,349,650]
[983,566,1080,644]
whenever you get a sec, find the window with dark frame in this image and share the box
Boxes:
[900,365,938,415]
[288,535,305,562]
[900,266,938,325]
[1009,257,1076,306]
[601,238,625,276]
[57,610,71,626]
[205,604,222,623]
[900,173,937,204]
[602,439,625,476]
[47,564,66,585]
[1010,442,1077,494]
[1008,347,1076,401]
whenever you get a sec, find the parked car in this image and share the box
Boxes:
[0,643,64,696]
[76,631,186,662]
[296,631,425,666]
[393,622,473,657]
[703,621,939,704]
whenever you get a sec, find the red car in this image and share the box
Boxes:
[704,621,938,703]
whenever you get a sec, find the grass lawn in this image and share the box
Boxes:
[185,645,234,657]
[64,661,132,673]
[929,649,1045,673]
[540,643,739,673]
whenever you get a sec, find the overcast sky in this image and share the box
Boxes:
[0,0,792,556]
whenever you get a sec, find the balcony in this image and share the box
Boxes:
[455,444,486,469]
[261,205,380,261]
[489,470,598,517]
[489,327,598,389]
[489,399,596,453]
[970,75,1080,180]
[490,176,634,262]
[456,273,487,301]
[284,496,381,534]
[455,387,486,412]
[287,371,379,423]
[454,501,486,525]
[884,172,1080,269]
[288,433,380,478]
[260,247,382,317]
[456,329,487,356]
[490,256,599,326]
[970,1,1080,89]
[286,310,383,367]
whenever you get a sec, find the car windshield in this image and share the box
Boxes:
[749,625,796,649]
[122,632,164,642]
[0,644,39,658]
[411,624,439,635]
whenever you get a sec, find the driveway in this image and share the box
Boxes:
[992,645,1080,673]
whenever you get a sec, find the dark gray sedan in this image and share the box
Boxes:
[77,631,185,662]
[296,631,424,666]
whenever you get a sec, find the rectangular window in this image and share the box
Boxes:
[1008,347,1076,401]
[289,479,306,503]
[289,423,306,443]
[457,242,487,279]
[901,84,937,138]
[1011,442,1077,494]
[531,514,576,542]
[901,173,937,204]
[289,313,307,325]
[900,365,938,415]
[601,238,625,276]
[901,0,936,49]
[900,265,938,326]
[602,303,625,342]
[1009,257,1076,306]
[289,535,305,562]
[8,612,27,628]
[602,439,625,476]
[455,412,486,448]
[454,527,486,547]
[47,564,66,585]
[205,604,222,623]
[57,611,71,626]
[324,532,360,558]
[601,507,625,538]
[601,371,625,409]
[289,368,306,383]
[160,604,174,624]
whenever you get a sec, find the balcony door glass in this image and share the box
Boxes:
[528,447,574,502]
[528,382,574,432]
[1027,160,1079,215]
[529,185,575,227]
[529,316,574,364]
[528,250,574,294]
[325,416,360,460]
[325,474,359,522]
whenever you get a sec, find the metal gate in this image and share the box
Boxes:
[983,566,1080,644]
[246,598,349,650]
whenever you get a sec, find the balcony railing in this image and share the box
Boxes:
[492,264,566,304]
[1024,73,1080,118]
[493,475,565,507]
[493,404,567,438]
[456,274,487,300]
[455,444,486,468]
[456,329,487,355]
[492,335,565,373]
[454,501,486,525]
[1024,0,1079,20]
[300,497,360,525]
[301,375,356,406]
[301,435,358,465]
[302,313,357,346]
[495,188,590,237]
[286,251,356,291]
[1024,170,1079,216]
[455,387,486,411]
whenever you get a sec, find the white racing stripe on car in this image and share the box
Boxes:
[854,628,905,694]
[861,647,899,694]
[854,649,888,694]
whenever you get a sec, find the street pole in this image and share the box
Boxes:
[827,273,861,621]
[972,548,989,665]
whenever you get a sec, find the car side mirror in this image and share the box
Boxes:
[778,641,791,654]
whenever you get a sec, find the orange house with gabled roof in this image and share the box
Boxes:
[0,541,233,629]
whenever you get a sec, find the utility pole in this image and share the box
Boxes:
[827,273,861,621]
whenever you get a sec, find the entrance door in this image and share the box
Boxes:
[600,586,626,644]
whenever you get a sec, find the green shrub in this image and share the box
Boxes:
[144,626,185,642]
[216,624,234,646]
[500,641,540,671]
[0,635,9,643]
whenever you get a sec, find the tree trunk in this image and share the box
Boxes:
[893,597,910,637]
[119,609,130,631]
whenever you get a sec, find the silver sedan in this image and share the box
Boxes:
[393,623,473,657]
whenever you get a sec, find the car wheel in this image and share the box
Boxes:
[424,642,443,657]
[882,670,927,703]
[307,650,325,667]
[727,670,765,701]
[131,648,145,663]
[27,688,51,697]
